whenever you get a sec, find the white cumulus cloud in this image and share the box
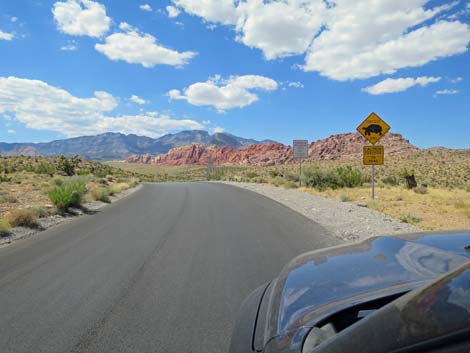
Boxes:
[0,30,14,41]
[95,24,197,68]
[171,0,470,81]
[167,6,181,18]
[363,76,441,95]
[305,19,470,80]
[171,0,238,25]
[235,0,326,60]
[52,0,111,37]
[168,74,278,111]
[139,4,152,12]
[130,95,147,105]
[0,76,203,137]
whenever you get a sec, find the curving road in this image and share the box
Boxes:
[0,182,339,353]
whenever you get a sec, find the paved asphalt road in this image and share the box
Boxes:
[0,182,339,353]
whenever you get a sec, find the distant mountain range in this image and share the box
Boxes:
[0,131,276,160]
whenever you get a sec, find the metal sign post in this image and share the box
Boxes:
[363,145,384,199]
[357,113,390,200]
[293,140,308,187]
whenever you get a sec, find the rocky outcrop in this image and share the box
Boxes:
[126,132,418,166]
[309,132,419,160]
[127,143,293,167]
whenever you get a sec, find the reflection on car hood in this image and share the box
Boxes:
[266,233,470,341]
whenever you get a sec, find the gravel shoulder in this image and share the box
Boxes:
[219,182,421,243]
[0,184,142,248]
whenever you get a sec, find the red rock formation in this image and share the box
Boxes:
[309,132,419,160]
[126,132,418,166]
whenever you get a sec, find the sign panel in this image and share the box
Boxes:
[363,145,384,165]
[293,140,308,159]
[207,158,214,173]
[357,112,390,145]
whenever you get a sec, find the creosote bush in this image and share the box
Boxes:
[301,166,364,190]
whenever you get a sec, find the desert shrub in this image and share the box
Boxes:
[0,193,18,204]
[283,181,298,189]
[269,169,280,178]
[207,168,228,181]
[51,177,64,187]
[382,175,401,186]
[127,177,140,188]
[56,155,81,176]
[109,183,127,195]
[0,219,12,237]
[301,166,363,190]
[252,177,267,184]
[270,176,285,187]
[301,168,338,190]
[246,171,258,179]
[340,194,352,202]
[35,162,55,176]
[400,213,422,224]
[414,185,428,194]
[336,166,364,187]
[49,179,87,211]
[33,207,50,218]
[0,174,12,182]
[95,187,111,203]
[6,209,40,228]
[465,184,470,192]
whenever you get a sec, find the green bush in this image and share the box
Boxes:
[0,219,12,237]
[246,171,258,179]
[6,209,40,228]
[336,166,363,187]
[400,213,422,224]
[48,179,87,211]
[56,155,81,176]
[301,166,363,190]
[382,175,401,186]
[35,162,55,176]
[269,169,280,178]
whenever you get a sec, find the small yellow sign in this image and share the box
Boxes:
[357,112,390,145]
[363,145,384,165]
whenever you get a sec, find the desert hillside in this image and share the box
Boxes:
[126,132,418,166]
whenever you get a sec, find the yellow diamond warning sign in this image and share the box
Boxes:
[357,112,390,145]
[363,145,384,165]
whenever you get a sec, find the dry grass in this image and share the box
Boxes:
[0,156,142,219]
[5,208,40,228]
[303,186,470,231]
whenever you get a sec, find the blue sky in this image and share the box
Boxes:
[0,0,469,148]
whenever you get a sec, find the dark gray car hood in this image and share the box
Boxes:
[263,232,470,349]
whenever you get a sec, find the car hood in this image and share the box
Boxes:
[263,233,470,349]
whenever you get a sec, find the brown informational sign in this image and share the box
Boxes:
[363,145,384,165]
[357,112,390,145]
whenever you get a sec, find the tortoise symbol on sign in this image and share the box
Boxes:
[362,124,383,136]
